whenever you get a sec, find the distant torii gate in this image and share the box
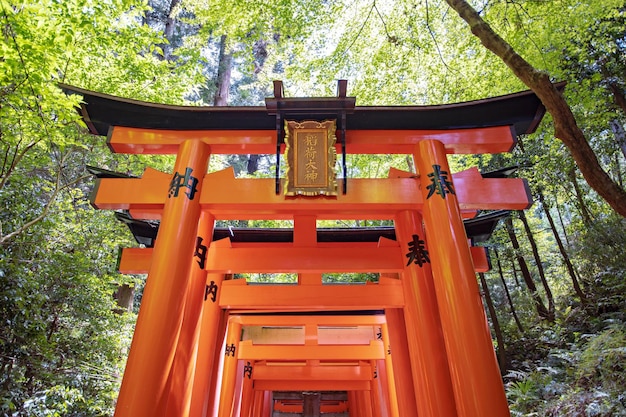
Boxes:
[65,80,551,417]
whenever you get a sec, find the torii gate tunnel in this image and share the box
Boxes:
[65,80,554,417]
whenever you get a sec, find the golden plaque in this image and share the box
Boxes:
[284,119,337,196]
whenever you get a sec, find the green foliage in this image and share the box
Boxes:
[577,326,626,392]
[1,0,625,415]
[506,323,626,417]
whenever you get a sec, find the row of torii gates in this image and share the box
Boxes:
[66,80,552,417]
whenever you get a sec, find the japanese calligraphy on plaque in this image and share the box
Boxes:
[284,119,337,196]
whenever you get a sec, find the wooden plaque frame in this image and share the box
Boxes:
[284,120,337,196]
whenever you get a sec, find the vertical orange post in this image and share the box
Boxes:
[218,318,243,417]
[231,361,245,417]
[261,391,272,417]
[380,324,399,417]
[383,309,419,416]
[395,209,457,417]
[348,391,359,416]
[207,310,230,417]
[114,140,210,417]
[251,390,265,417]
[189,274,228,417]
[357,391,374,417]
[370,361,383,417]
[239,361,254,417]
[375,358,391,417]
[163,212,215,417]
[415,140,510,417]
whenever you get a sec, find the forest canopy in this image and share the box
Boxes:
[1,0,625,415]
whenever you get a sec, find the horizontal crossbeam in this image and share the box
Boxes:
[229,314,386,327]
[92,167,531,220]
[107,125,516,155]
[218,278,404,310]
[252,363,373,381]
[238,340,384,361]
[117,243,489,274]
[254,379,370,392]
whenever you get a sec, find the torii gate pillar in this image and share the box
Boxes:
[415,140,510,417]
[114,140,211,417]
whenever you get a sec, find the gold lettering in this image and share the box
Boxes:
[305,134,318,146]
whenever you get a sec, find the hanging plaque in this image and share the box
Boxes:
[284,119,337,196]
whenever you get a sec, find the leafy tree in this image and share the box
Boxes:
[443,0,626,217]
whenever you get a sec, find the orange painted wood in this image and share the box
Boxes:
[228,314,386,327]
[320,402,349,414]
[116,244,488,274]
[384,309,419,416]
[205,244,402,273]
[162,213,215,417]
[188,275,227,417]
[217,320,243,417]
[237,340,384,361]
[416,140,510,417]
[395,210,457,417]
[252,364,373,381]
[113,140,210,417]
[374,358,392,417]
[380,324,400,417]
[239,366,254,417]
[218,279,404,310]
[107,125,515,155]
[108,127,276,155]
[273,401,349,414]
[251,390,264,417]
[293,215,317,246]
[261,391,272,417]
[91,167,531,219]
[348,391,359,417]
[370,361,384,417]
[116,247,150,274]
[357,391,374,417]
[255,379,370,392]
[274,402,302,413]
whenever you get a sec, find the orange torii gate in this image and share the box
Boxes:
[64,80,553,417]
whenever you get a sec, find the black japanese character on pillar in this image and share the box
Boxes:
[204,280,218,303]
[373,365,378,379]
[243,361,253,379]
[168,167,199,200]
[194,236,208,269]
[225,343,236,357]
[426,164,455,199]
[405,234,431,267]
[376,327,382,340]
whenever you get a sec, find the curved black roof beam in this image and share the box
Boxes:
[60,82,565,138]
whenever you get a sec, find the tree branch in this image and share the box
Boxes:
[0,172,89,245]
[444,0,626,218]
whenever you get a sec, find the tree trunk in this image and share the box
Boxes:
[517,210,555,322]
[478,273,507,373]
[504,217,551,320]
[567,167,593,225]
[113,284,135,314]
[538,192,587,303]
[247,154,260,175]
[406,155,415,173]
[214,35,232,106]
[493,247,524,333]
[510,259,521,287]
[555,203,571,246]
[161,0,181,61]
[444,0,626,218]
[608,82,626,116]
[609,119,626,161]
